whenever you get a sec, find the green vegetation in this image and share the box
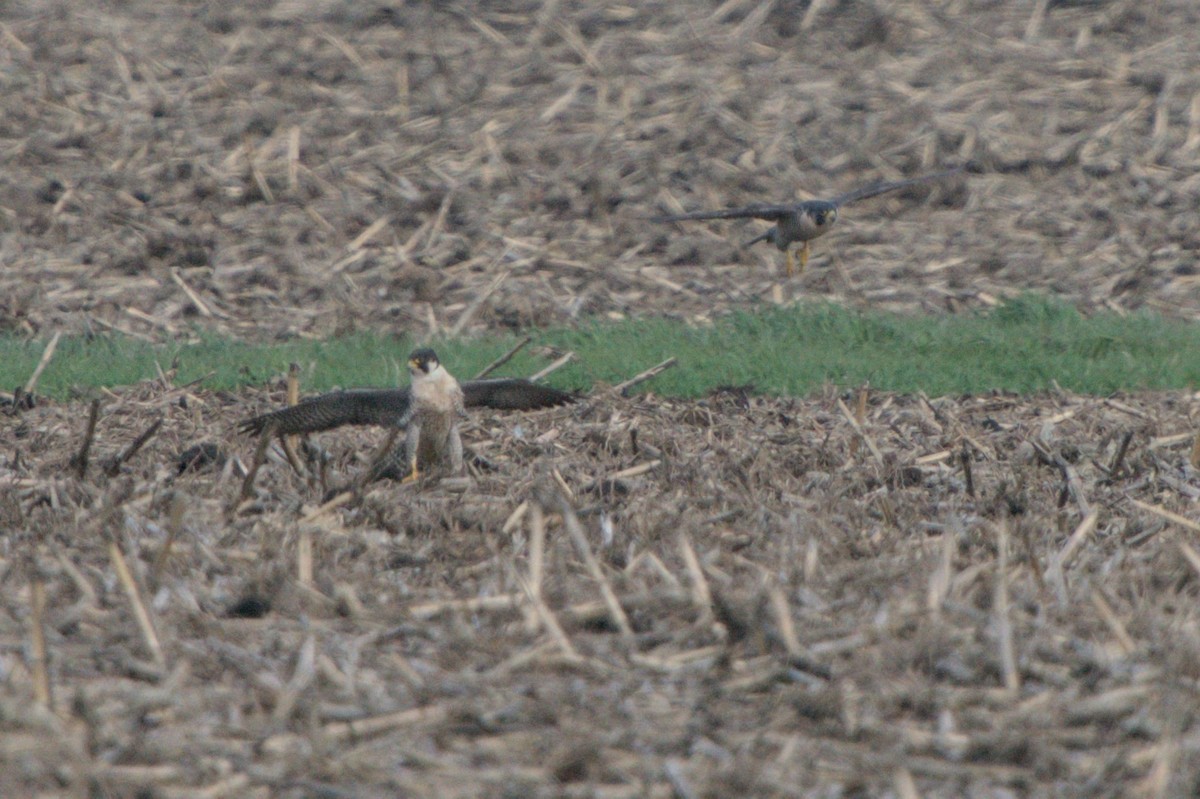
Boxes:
[3,296,1198,399]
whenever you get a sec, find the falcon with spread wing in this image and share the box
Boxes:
[241,348,575,481]
[653,169,961,277]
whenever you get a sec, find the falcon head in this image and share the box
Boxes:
[807,201,838,229]
[407,348,441,376]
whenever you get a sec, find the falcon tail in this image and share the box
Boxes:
[743,229,774,248]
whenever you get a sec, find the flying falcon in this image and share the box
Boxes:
[652,168,960,277]
[241,348,575,481]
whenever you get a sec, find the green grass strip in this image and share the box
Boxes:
[2,296,1198,400]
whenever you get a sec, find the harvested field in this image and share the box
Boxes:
[5,1,1200,797]
[5,382,1200,797]
[2,0,1200,341]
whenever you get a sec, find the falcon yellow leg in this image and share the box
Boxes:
[796,241,810,276]
[401,458,420,484]
[785,249,795,277]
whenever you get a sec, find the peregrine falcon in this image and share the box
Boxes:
[398,347,466,481]
[241,348,575,481]
[653,169,960,277]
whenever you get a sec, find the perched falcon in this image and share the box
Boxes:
[398,347,466,481]
[653,168,960,277]
[240,348,575,481]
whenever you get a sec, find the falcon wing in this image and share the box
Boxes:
[240,379,575,437]
[239,389,413,437]
[461,378,577,411]
[829,168,961,207]
[652,203,800,223]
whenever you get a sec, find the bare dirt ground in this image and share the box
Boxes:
[4,1,1200,797]
[5,382,1200,797]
